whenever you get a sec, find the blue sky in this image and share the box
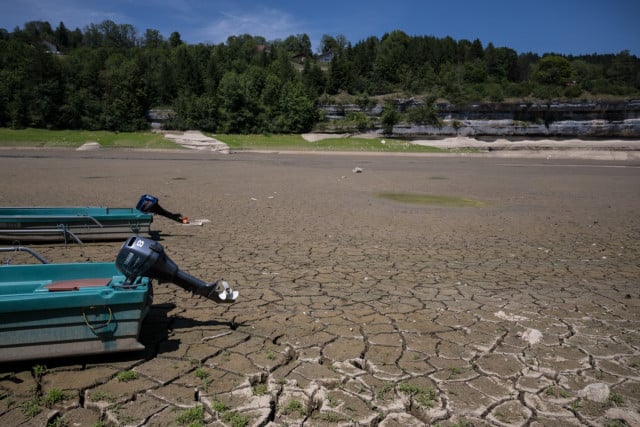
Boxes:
[1,0,638,56]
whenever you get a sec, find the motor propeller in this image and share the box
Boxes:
[115,236,238,303]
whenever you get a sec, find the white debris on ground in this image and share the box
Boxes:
[164,131,229,153]
[578,383,610,403]
[521,328,543,345]
[352,167,363,173]
[182,219,210,226]
[494,310,528,321]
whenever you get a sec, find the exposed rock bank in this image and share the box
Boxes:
[163,131,229,153]
[320,99,640,138]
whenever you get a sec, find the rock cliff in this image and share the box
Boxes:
[319,100,640,138]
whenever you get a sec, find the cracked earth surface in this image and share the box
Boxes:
[0,150,639,426]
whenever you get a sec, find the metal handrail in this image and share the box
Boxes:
[0,215,104,227]
[0,227,83,244]
[0,246,50,264]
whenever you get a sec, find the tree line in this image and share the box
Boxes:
[1,20,638,133]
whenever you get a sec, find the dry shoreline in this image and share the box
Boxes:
[0,150,638,425]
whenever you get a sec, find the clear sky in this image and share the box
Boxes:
[1,0,638,56]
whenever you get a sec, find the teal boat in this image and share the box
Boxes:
[0,206,153,243]
[0,237,238,363]
[0,260,151,363]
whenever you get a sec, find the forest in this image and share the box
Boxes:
[1,20,639,133]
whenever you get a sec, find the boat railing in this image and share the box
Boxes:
[0,214,104,227]
[0,246,50,264]
[0,226,83,245]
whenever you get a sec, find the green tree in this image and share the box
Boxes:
[301,60,326,97]
[168,31,183,48]
[174,45,203,95]
[406,97,440,125]
[326,52,351,94]
[99,53,149,131]
[54,22,69,49]
[143,29,163,48]
[607,50,637,86]
[533,55,574,86]
[380,100,400,134]
[272,80,317,133]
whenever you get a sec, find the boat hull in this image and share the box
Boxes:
[0,207,153,242]
[0,262,151,363]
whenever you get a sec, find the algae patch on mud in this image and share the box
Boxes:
[375,192,486,207]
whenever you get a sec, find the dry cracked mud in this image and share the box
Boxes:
[0,149,639,426]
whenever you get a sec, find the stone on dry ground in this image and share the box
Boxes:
[0,150,638,426]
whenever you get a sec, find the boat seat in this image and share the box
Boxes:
[46,278,111,291]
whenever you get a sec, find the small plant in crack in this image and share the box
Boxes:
[211,397,230,413]
[265,349,277,360]
[569,398,582,411]
[116,370,138,382]
[194,367,209,380]
[398,382,437,408]
[221,410,249,427]
[608,392,624,406]
[194,367,212,392]
[253,383,268,396]
[281,399,306,416]
[326,395,338,407]
[88,391,117,403]
[210,397,249,427]
[43,388,69,407]
[376,381,394,399]
[20,396,42,418]
[545,386,569,398]
[32,364,47,386]
[175,404,205,426]
[447,366,462,378]
[32,364,47,378]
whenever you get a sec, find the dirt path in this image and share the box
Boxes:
[0,150,639,426]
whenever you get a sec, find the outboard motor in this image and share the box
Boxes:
[136,194,188,224]
[116,236,238,303]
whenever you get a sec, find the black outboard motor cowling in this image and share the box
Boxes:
[136,194,188,224]
[116,236,238,303]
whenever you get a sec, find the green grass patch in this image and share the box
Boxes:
[0,128,455,153]
[116,370,138,382]
[213,133,305,150]
[43,388,68,407]
[0,128,182,149]
[214,133,447,153]
[20,396,42,418]
[376,192,486,207]
[175,404,205,426]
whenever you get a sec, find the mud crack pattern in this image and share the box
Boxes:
[0,151,638,426]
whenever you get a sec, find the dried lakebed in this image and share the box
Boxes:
[0,149,638,426]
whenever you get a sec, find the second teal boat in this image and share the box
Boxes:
[0,206,153,243]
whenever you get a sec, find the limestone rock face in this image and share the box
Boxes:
[318,99,640,137]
